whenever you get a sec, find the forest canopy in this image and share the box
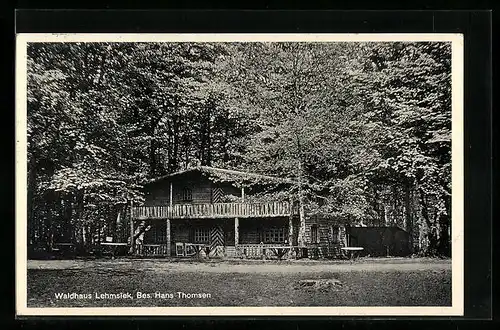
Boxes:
[26,41,452,256]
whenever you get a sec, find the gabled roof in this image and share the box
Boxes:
[146,166,300,186]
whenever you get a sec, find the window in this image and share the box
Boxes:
[182,187,193,202]
[194,228,210,243]
[263,228,285,243]
[331,226,340,244]
[311,225,318,244]
[155,223,167,243]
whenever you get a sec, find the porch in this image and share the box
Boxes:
[131,215,299,258]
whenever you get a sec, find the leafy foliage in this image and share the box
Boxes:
[26,41,452,256]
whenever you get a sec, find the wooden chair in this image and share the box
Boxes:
[184,243,197,257]
[175,242,185,257]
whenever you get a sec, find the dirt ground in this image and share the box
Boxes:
[27,257,450,273]
[26,257,452,307]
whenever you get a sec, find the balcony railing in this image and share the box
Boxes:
[131,201,295,220]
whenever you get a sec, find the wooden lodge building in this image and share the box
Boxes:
[129,166,411,259]
[131,166,347,259]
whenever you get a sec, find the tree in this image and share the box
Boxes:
[27,43,146,250]
[225,42,370,244]
[26,41,452,257]
[353,42,452,255]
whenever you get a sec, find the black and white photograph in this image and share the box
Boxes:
[16,33,464,316]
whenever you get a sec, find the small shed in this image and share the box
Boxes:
[347,226,411,257]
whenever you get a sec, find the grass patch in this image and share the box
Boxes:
[27,265,451,307]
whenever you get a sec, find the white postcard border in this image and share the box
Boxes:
[15,33,464,317]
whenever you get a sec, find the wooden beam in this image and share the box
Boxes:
[166,219,171,257]
[169,182,173,207]
[234,217,239,247]
[129,199,134,255]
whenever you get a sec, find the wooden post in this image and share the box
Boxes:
[288,214,294,247]
[166,218,171,257]
[169,182,173,207]
[234,217,239,247]
[129,200,134,255]
[241,187,245,202]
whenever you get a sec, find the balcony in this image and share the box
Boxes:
[131,201,295,220]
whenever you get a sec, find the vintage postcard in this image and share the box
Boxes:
[16,33,464,316]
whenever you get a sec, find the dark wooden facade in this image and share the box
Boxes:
[303,214,348,259]
[129,167,301,258]
[144,171,241,206]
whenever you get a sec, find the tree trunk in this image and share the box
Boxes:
[296,157,306,247]
[172,118,180,170]
[437,194,451,256]
[418,189,439,256]
[222,124,230,162]
[149,116,161,177]
[404,183,414,254]
[297,190,306,247]
[372,186,382,226]
[168,116,180,172]
[149,134,156,177]
[27,158,37,246]
[198,98,215,166]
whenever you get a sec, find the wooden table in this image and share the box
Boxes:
[100,242,128,257]
[341,247,364,261]
[52,243,75,252]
